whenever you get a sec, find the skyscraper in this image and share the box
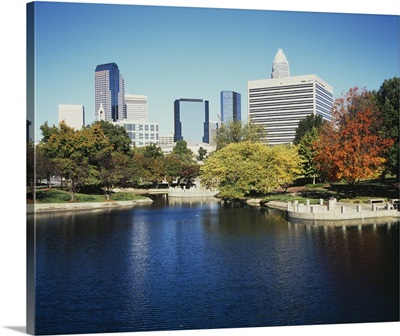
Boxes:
[248,74,333,145]
[271,48,290,79]
[95,62,125,122]
[174,98,210,144]
[220,91,241,123]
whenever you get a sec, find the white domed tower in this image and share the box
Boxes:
[271,48,290,78]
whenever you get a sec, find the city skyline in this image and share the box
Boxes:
[31,1,399,142]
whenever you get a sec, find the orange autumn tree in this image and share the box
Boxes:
[314,87,393,187]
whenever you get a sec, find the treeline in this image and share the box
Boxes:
[294,79,399,186]
[27,120,203,201]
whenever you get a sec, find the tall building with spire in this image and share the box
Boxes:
[248,49,333,145]
[95,62,125,122]
[271,48,290,78]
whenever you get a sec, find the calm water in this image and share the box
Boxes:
[30,198,399,335]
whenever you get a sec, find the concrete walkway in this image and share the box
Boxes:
[27,198,153,214]
[286,199,399,222]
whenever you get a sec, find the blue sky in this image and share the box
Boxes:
[31,1,399,141]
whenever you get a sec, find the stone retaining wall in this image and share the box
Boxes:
[286,199,399,222]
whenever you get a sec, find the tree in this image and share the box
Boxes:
[35,145,59,188]
[26,142,35,193]
[94,120,132,154]
[297,127,320,184]
[196,147,208,162]
[172,139,195,164]
[200,141,301,200]
[215,120,266,150]
[39,121,110,201]
[374,77,399,179]
[293,114,325,145]
[179,163,200,188]
[135,144,165,187]
[163,154,182,186]
[314,87,393,188]
[94,149,132,200]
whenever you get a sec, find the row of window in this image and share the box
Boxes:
[316,100,333,113]
[123,124,159,131]
[315,90,333,103]
[128,133,159,140]
[316,90,334,105]
[249,105,314,113]
[316,84,334,98]
[250,117,314,125]
[249,88,314,98]
[132,141,159,147]
[249,94,314,103]
[249,83,314,93]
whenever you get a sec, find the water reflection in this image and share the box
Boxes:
[32,200,399,335]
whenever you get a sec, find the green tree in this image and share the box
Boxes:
[94,149,132,200]
[35,145,59,188]
[39,121,110,201]
[200,141,301,200]
[293,114,325,145]
[196,147,208,162]
[26,142,35,193]
[135,144,165,187]
[172,139,194,164]
[94,120,132,154]
[163,154,182,186]
[215,120,266,150]
[298,128,320,184]
[374,77,399,179]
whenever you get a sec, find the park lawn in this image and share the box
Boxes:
[29,188,146,204]
[262,178,399,204]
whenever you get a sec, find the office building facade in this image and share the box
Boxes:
[159,133,175,147]
[248,74,333,145]
[58,104,85,130]
[220,91,241,123]
[113,120,159,148]
[125,94,148,122]
[95,62,125,122]
[174,98,210,144]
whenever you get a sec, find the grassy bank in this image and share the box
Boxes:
[27,188,146,204]
[262,178,399,205]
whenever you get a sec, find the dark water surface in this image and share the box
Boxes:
[30,198,399,335]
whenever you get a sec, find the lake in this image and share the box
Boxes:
[29,198,399,335]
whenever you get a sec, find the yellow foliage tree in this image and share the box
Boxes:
[200,141,301,200]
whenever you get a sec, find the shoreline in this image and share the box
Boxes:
[263,200,400,226]
[26,198,153,214]
[27,197,400,227]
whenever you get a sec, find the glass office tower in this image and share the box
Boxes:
[174,98,210,144]
[95,62,125,122]
[220,91,241,123]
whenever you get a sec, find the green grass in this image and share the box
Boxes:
[29,188,146,204]
[262,178,399,204]
[262,194,321,205]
